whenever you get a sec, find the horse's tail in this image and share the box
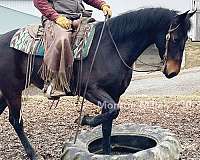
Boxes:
[0,91,7,115]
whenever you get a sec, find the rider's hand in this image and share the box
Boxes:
[101,4,112,18]
[55,15,72,29]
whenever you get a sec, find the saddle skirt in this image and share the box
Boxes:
[10,21,96,60]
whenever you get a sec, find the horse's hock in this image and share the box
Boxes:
[61,124,181,160]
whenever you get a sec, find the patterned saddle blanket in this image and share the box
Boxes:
[10,20,96,60]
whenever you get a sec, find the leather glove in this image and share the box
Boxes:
[101,4,112,18]
[55,15,72,29]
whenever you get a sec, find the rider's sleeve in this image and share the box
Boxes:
[33,0,59,21]
[83,0,106,9]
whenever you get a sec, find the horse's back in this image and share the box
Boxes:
[0,30,18,46]
[0,30,19,64]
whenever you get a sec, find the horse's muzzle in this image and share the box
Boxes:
[162,59,181,79]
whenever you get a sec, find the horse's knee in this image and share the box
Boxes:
[9,115,23,131]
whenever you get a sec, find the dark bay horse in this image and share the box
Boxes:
[0,8,196,159]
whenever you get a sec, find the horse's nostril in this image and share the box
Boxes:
[167,72,177,79]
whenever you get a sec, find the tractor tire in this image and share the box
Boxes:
[61,123,181,160]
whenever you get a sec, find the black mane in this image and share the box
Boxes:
[104,8,192,42]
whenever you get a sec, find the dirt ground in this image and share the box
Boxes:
[0,95,200,160]
[0,41,199,160]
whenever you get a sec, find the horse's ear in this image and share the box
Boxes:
[175,10,190,24]
[187,9,197,19]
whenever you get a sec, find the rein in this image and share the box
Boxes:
[74,16,108,144]
[106,22,162,73]
[106,21,181,73]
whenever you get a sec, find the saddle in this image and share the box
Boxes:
[10,17,96,60]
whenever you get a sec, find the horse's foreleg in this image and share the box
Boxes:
[82,87,120,154]
[101,107,113,154]
[82,88,120,127]
[6,93,36,160]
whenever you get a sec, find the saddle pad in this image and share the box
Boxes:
[10,25,42,55]
[10,23,96,60]
[72,22,95,59]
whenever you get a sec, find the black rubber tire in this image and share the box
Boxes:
[61,123,181,160]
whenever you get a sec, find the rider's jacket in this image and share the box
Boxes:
[33,0,105,20]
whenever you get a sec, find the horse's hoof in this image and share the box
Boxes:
[74,114,90,126]
[80,115,94,126]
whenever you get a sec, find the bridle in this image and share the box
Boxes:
[163,23,181,65]
[107,20,181,72]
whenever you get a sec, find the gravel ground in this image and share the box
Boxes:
[0,95,200,160]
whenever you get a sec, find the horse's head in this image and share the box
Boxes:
[155,10,196,78]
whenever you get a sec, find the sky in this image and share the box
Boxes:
[85,0,192,20]
[2,0,191,20]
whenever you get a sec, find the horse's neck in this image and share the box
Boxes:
[118,33,154,67]
[109,15,170,66]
